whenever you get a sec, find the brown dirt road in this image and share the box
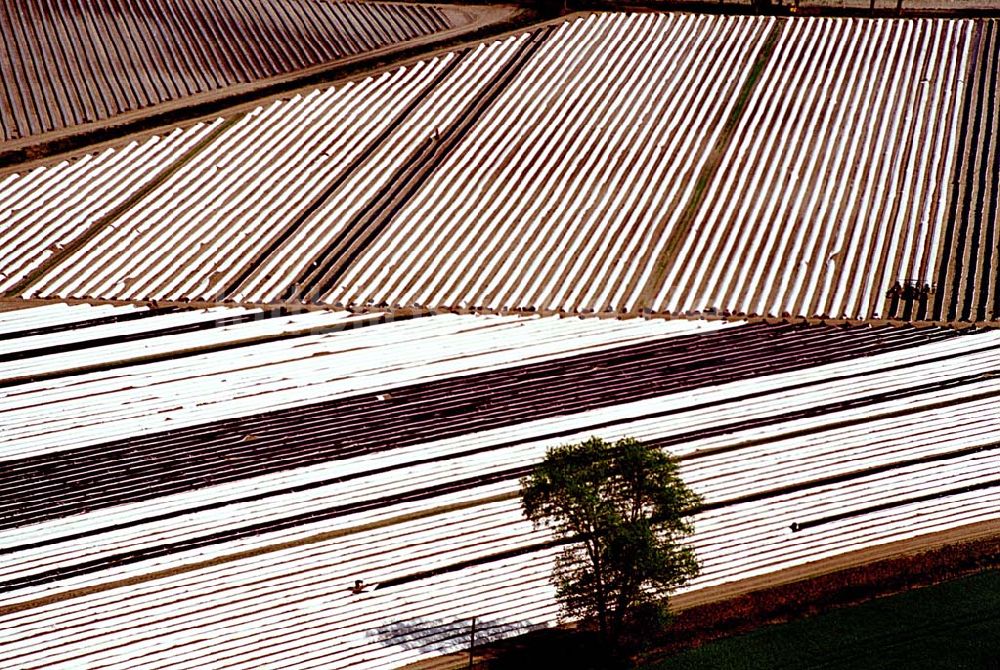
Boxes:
[0,3,531,175]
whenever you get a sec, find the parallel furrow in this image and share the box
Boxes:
[936,20,1000,323]
[652,17,972,321]
[330,13,775,313]
[0,321,956,529]
[0,308,997,670]
[0,0,454,142]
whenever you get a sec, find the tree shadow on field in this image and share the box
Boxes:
[369,616,538,655]
[485,627,631,670]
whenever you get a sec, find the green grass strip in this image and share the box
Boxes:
[643,569,1000,670]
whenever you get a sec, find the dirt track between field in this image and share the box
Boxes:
[2,294,994,335]
[0,3,533,175]
[7,1,1000,174]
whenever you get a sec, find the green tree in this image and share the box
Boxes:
[520,436,702,650]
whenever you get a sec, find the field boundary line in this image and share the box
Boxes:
[218,48,473,301]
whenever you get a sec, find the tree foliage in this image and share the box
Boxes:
[520,436,702,648]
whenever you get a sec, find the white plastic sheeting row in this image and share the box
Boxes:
[0,305,263,357]
[0,306,374,383]
[0,302,146,334]
[1,309,998,669]
[653,18,971,319]
[330,12,774,313]
[0,305,722,462]
[0,121,220,293]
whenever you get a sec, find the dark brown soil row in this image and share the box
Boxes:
[0,321,954,531]
[935,20,1000,323]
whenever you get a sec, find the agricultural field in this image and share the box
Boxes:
[12,12,777,309]
[27,36,535,303]
[0,121,222,292]
[934,19,1000,323]
[651,17,970,321]
[3,12,1000,324]
[0,0,458,143]
[1,304,999,668]
[3,4,1000,670]
[324,13,773,313]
